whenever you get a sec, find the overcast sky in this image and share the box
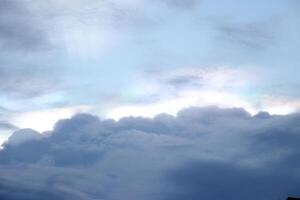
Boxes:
[0,0,299,137]
[0,1,299,199]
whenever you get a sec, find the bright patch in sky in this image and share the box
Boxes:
[107,90,256,119]
[12,105,91,132]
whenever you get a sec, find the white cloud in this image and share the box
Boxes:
[107,67,259,119]
[0,129,14,149]
[12,105,91,132]
[107,67,300,119]
[107,89,257,119]
[259,95,300,115]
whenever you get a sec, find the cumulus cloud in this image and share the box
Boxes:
[0,106,300,199]
[4,129,41,146]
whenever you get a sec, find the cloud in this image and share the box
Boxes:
[12,105,91,132]
[163,159,300,200]
[156,0,199,10]
[0,65,60,98]
[108,67,300,119]
[0,0,201,55]
[4,129,41,146]
[217,22,274,50]
[107,67,259,119]
[259,96,300,115]
[0,106,300,199]
[0,0,50,52]
[0,0,183,100]
[0,107,19,146]
[0,122,18,131]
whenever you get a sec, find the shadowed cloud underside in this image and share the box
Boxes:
[0,106,299,200]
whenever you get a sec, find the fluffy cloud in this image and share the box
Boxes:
[4,129,41,146]
[0,106,300,199]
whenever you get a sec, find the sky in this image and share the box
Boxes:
[0,0,299,136]
[0,0,300,199]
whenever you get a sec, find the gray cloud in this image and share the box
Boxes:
[0,0,205,100]
[0,106,300,199]
[164,74,202,89]
[0,65,60,98]
[0,0,50,52]
[0,122,18,131]
[217,22,274,50]
[0,0,60,98]
[163,160,300,200]
[5,129,41,146]
[0,0,174,99]
[157,0,199,10]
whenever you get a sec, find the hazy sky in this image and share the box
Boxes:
[0,0,299,139]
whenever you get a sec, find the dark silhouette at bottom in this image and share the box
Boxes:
[287,197,300,200]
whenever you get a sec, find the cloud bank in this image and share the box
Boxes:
[0,106,300,199]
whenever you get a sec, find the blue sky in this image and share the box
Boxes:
[0,0,299,140]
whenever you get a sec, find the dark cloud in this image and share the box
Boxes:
[163,160,300,200]
[0,174,88,200]
[0,107,300,199]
